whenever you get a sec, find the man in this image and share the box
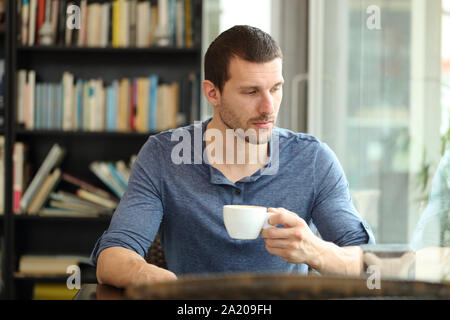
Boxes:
[91,25,375,288]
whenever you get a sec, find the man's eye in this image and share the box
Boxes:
[271,87,280,92]
[247,91,257,95]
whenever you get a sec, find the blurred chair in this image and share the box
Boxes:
[145,235,167,269]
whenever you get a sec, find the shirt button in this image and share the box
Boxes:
[235,189,241,195]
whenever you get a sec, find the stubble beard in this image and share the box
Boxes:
[218,106,273,146]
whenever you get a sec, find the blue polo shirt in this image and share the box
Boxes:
[90,118,375,276]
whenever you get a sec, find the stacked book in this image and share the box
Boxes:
[16,70,199,133]
[0,136,4,215]
[0,59,4,130]
[17,254,90,275]
[18,143,67,215]
[18,0,197,48]
[13,142,136,217]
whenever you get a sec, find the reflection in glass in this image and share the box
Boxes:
[412,150,450,249]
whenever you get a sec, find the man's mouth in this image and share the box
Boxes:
[252,121,273,129]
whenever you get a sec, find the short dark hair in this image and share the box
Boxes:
[204,25,283,93]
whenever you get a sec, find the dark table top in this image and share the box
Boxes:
[73,273,450,300]
[74,283,125,300]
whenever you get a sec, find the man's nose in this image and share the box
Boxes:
[258,91,275,115]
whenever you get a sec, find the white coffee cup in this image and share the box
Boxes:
[223,205,274,240]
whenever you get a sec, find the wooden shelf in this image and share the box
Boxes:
[14,270,97,283]
[13,214,112,223]
[15,128,157,138]
[14,272,72,282]
[17,45,200,55]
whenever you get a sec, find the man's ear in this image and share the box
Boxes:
[202,80,221,107]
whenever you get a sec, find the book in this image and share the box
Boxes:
[112,0,119,47]
[78,0,87,47]
[39,207,101,217]
[76,188,118,210]
[27,167,62,214]
[61,172,118,202]
[0,136,3,214]
[50,0,59,45]
[118,78,130,132]
[136,77,149,132]
[64,1,74,46]
[49,190,114,212]
[28,0,37,46]
[149,74,159,131]
[20,143,66,213]
[16,70,191,132]
[21,0,30,45]
[25,70,36,130]
[115,160,130,184]
[13,142,26,214]
[48,200,105,215]
[129,0,137,47]
[16,71,26,127]
[175,0,185,47]
[101,2,111,47]
[106,162,127,192]
[136,1,150,47]
[18,254,90,275]
[21,0,197,49]
[156,0,170,46]
[33,283,79,300]
[184,0,193,48]
[36,0,46,45]
[87,2,102,47]
[62,72,74,130]
[89,161,125,198]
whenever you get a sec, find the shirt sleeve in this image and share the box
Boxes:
[89,137,164,266]
[311,142,376,247]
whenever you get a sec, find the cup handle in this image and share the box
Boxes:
[262,212,274,229]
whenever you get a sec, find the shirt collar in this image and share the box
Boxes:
[196,118,280,185]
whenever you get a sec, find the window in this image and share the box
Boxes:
[309,0,448,247]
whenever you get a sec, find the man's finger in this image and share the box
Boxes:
[267,208,300,227]
[265,239,294,249]
[260,225,291,239]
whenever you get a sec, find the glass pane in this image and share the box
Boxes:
[316,0,447,247]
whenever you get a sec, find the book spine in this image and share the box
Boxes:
[106,162,127,193]
[21,0,30,45]
[129,79,136,131]
[28,0,37,46]
[89,162,124,198]
[50,0,58,45]
[62,72,73,130]
[112,0,119,48]
[0,137,4,214]
[36,0,46,45]
[61,173,117,201]
[19,144,65,212]
[13,142,26,214]
[27,168,62,215]
[28,70,36,130]
[101,2,110,47]
[149,74,158,131]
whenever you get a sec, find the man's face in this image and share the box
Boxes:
[217,57,284,145]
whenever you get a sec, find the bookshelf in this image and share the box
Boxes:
[2,0,203,299]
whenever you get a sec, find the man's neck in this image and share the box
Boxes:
[205,117,269,169]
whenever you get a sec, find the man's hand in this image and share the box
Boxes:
[97,246,177,288]
[130,260,178,286]
[260,207,318,265]
[260,207,363,276]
